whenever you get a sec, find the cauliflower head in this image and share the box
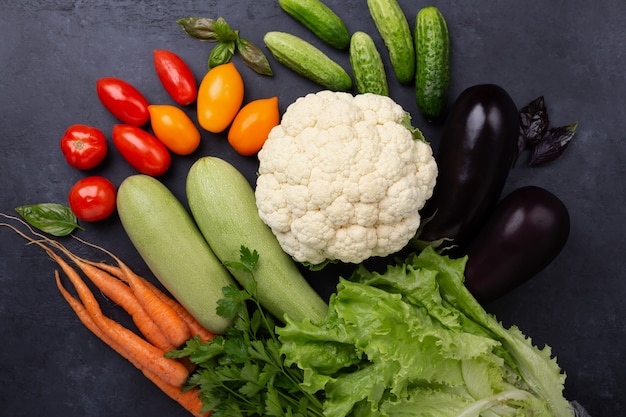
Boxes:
[255,90,438,265]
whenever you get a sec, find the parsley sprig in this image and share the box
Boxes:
[167,246,325,417]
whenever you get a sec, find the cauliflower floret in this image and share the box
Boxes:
[255,91,438,265]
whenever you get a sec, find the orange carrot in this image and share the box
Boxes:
[2,216,191,349]
[86,260,214,342]
[145,280,215,342]
[78,261,176,351]
[55,272,207,416]
[0,220,176,351]
[72,237,192,347]
[52,253,190,387]
[112,260,192,347]
[51,243,176,351]
[82,259,126,280]
[55,270,136,359]
[142,370,210,417]
[1,217,207,414]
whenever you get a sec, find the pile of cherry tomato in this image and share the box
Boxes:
[60,49,280,223]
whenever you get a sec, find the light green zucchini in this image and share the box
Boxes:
[278,0,350,50]
[263,31,352,91]
[349,31,389,96]
[186,156,328,324]
[415,6,451,121]
[116,174,236,334]
[367,0,415,84]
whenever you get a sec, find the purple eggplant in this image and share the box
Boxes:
[463,185,570,303]
[419,84,520,252]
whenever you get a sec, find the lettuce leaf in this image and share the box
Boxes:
[277,246,571,417]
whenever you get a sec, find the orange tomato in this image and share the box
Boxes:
[148,104,201,155]
[228,97,280,156]
[197,62,244,133]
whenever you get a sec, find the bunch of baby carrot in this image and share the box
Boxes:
[1,215,211,417]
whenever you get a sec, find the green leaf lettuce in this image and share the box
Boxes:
[277,246,571,417]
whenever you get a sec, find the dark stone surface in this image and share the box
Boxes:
[1,1,624,416]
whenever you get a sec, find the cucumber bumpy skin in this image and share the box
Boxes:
[186,156,329,324]
[415,6,451,121]
[349,31,389,96]
[278,0,350,50]
[263,31,352,92]
[117,174,236,335]
[367,0,415,84]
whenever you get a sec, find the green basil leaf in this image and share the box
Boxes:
[176,17,221,41]
[212,17,238,42]
[208,41,236,68]
[237,38,273,76]
[15,203,84,236]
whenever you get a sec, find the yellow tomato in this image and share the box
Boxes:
[148,104,201,155]
[228,97,280,156]
[197,62,244,133]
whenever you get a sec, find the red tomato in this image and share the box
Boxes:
[68,176,117,222]
[197,62,244,133]
[112,124,171,176]
[153,49,197,106]
[59,124,108,169]
[228,97,280,156]
[96,77,150,126]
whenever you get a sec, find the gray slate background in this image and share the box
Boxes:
[1,0,624,416]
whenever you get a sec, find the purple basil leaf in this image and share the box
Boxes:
[529,121,578,165]
[176,17,221,41]
[519,96,550,147]
[237,37,273,76]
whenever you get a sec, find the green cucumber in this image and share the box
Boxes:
[186,156,328,324]
[367,0,415,84]
[116,174,236,334]
[415,6,450,121]
[278,0,350,50]
[349,31,389,96]
[263,31,352,91]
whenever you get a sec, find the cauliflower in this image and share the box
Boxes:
[255,90,438,265]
